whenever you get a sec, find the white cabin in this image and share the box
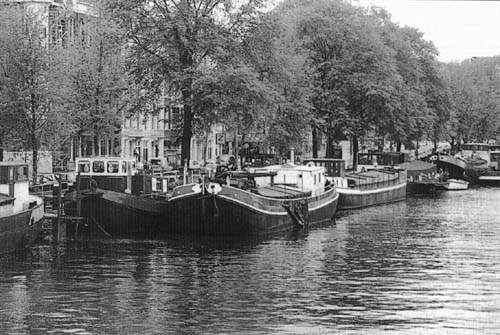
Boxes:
[251,164,327,196]
[0,162,42,215]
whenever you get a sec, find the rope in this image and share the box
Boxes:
[89,215,112,238]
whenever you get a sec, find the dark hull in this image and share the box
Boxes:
[167,185,339,236]
[0,204,44,255]
[76,190,166,238]
[478,171,500,186]
[338,182,406,210]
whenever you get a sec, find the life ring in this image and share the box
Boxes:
[306,161,315,167]
[361,167,366,172]
[206,182,222,195]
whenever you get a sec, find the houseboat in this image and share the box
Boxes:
[399,160,443,195]
[478,150,500,184]
[304,157,407,210]
[0,162,44,255]
[63,157,178,237]
[167,163,339,235]
[456,143,490,172]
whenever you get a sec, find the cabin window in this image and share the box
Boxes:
[92,161,105,173]
[314,174,317,184]
[17,166,28,181]
[121,161,127,173]
[78,161,90,173]
[491,153,500,161]
[0,166,8,183]
[107,161,119,173]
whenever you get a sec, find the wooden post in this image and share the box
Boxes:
[57,174,62,217]
[76,172,81,217]
[57,218,67,243]
[126,161,132,194]
[235,128,241,170]
[183,161,187,185]
[56,174,66,243]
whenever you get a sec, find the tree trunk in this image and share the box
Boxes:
[352,136,359,171]
[396,141,402,152]
[32,132,38,184]
[325,130,334,158]
[312,127,319,158]
[181,101,193,167]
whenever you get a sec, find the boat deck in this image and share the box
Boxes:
[99,189,164,214]
[252,185,311,199]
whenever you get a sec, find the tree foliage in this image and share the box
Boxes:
[442,57,500,145]
[265,0,451,161]
[64,5,136,147]
[108,0,269,165]
[0,6,72,180]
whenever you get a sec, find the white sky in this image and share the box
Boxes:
[353,0,500,63]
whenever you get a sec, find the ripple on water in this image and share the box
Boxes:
[0,189,500,334]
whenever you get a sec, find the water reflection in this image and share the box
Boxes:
[1,189,500,334]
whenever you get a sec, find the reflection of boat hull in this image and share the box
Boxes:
[0,203,44,255]
[441,179,469,190]
[407,180,443,195]
[168,183,339,235]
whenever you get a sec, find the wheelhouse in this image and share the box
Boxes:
[76,157,136,177]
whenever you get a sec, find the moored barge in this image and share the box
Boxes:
[167,163,339,235]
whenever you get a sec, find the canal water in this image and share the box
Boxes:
[1,188,500,334]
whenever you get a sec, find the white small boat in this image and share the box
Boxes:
[442,178,469,190]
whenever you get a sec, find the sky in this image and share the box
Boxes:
[353,0,500,63]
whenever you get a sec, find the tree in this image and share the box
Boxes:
[243,6,313,156]
[0,5,72,181]
[442,57,500,145]
[109,0,269,166]
[64,4,137,156]
[289,0,400,165]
